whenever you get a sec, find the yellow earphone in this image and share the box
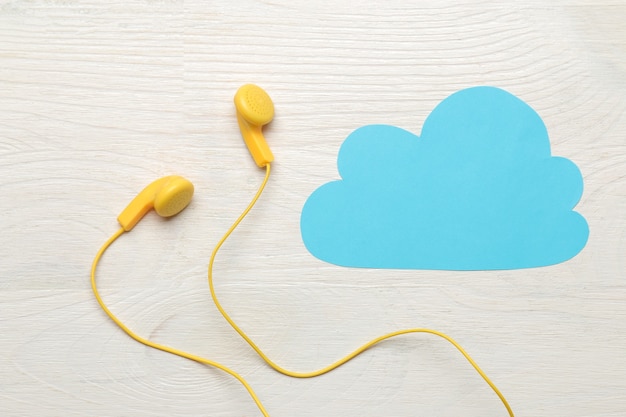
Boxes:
[234,83,275,167]
[117,175,194,231]
[91,84,515,417]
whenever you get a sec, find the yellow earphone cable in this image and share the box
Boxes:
[208,163,515,417]
[91,227,271,417]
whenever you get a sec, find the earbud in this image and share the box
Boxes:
[234,84,275,167]
[117,176,194,231]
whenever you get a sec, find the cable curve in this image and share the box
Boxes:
[208,162,514,417]
[91,227,270,417]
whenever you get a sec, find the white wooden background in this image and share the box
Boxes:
[1,1,625,416]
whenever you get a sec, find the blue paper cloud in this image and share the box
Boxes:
[300,87,589,270]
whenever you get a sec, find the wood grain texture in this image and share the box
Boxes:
[1,1,625,416]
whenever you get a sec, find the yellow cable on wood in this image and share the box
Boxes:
[91,227,270,417]
[208,162,514,417]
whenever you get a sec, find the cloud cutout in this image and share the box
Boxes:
[300,87,589,270]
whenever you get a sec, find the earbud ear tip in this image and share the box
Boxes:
[235,84,275,125]
[154,177,194,218]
